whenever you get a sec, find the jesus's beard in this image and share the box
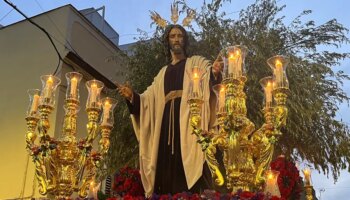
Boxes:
[170,44,184,55]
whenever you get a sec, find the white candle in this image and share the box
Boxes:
[265,170,281,197]
[70,77,77,97]
[228,53,235,76]
[275,60,283,87]
[44,76,53,98]
[30,94,40,113]
[219,87,225,112]
[102,101,112,125]
[235,50,242,77]
[193,71,199,95]
[265,81,272,108]
[90,83,98,104]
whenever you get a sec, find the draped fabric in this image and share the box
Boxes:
[128,56,218,196]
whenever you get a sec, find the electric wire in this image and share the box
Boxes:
[3,0,74,76]
[0,8,13,22]
[33,0,80,56]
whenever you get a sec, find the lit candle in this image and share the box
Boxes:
[193,68,200,96]
[102,101,112,125]
[70,77,77,97]
[228,53,235,76]
[30,94,40,113]
[219,86,225,112]
[44,76,53,98]
[265,171,275,192]
[235,49,242,77]
[275,60,283,87]
[265,81,272,108]
[265,170,281,197]
[90,83,98,104]
[303,168,311,186]
[267,171,274,181]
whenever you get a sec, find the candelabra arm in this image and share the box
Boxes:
[74,108,100,192]
[26,116,49,195]
[305,185,314,200]
[75,155,87,190]
[252,130,274,186]
[205,141,224,186]
[86,108,100,145]
[99,125,112,155]
[25,117,39,151]
[273,88,289,133]
[33,156,49,195]
[252,107,276,187]
[31,105,57,194]
[78,158,96,198]
[37,105,53,144]
[188,98,224,185]
[188,99,211,150]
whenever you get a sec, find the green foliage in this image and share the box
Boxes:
[108,0,350,181]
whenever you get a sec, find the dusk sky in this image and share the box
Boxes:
[1,0,349,199]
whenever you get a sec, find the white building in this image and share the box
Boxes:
[0,4,126,199]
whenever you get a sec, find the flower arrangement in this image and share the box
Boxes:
[108,157,303,200]
[111,166,145,197]
[270,155,303,200]
[148,190,281,200]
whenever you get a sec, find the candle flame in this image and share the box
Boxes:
[193,72,199,79]
[267,172,274,180]
[235,49,241,56]
[220,87,225,93]
[105,100,110,106]
[47,76,53,83]
[91,83,97,88]
[275,59,283,68]
[229,53,235,60]
[267,81,272,87]
[303,168,310,175]
[72,77,77,81]
[229,49,241,60]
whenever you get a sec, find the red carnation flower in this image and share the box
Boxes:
[240,191,255,199]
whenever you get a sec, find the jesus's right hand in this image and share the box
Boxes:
[115,81,133,102]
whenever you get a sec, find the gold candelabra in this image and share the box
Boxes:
[25,72,117,199]
[188,45,290,192]
[303,168,314,200]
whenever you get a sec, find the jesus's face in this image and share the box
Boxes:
[168,27,185,55]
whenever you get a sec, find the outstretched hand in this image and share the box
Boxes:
[115,81,133,102]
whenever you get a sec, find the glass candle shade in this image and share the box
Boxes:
[303,167,312,186]
[264,169,281,197]
[267,55,289,89]
[86,80,104,109]
[100,97,118,126]
[26,89,41,118]
[188,66,205,100]
[222,45,248,79]
[65,72,83,101]
[259,76,274,109]
[213,84,226,113]
[39,75,61,107]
